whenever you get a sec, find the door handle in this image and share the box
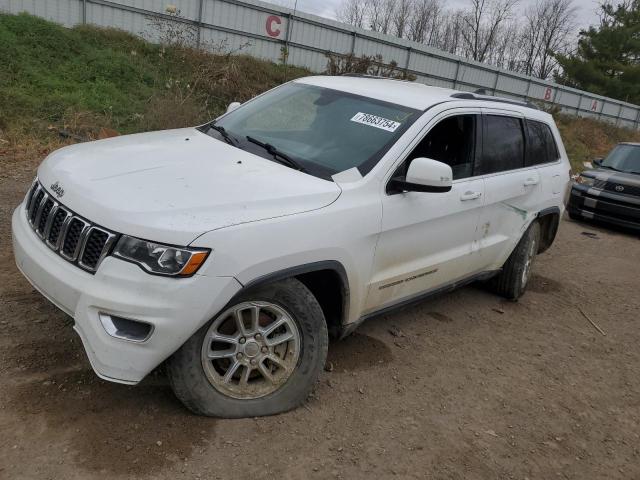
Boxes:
[460,191,482,201]
[524,177,539,186]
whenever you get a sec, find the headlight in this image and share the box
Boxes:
[113,236,210,277]
[575,174,595,187]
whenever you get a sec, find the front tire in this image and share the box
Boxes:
[167,278,328,417]
[489,221,541,301]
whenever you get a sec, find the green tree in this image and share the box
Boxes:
[555,1,640,103]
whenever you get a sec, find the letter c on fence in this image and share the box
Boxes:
[266,15,282,38]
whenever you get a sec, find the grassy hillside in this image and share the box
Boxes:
[554,114,640,172]
[0,12,309,137]
[1,12,639,172]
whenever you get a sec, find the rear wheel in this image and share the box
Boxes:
[489,221,541,301]
[167,278,328,417]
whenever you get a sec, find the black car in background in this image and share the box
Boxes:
[568,143,640,232]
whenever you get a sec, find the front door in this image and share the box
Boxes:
[364,111,486,314]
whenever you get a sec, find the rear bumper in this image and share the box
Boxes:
[12,204,242,384]
[567,185,640,231]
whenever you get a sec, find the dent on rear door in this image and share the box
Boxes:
[479,170,540,265]
[476,112,541,269]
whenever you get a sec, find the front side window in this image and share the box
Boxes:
[601,144,640,174]
[406,114,477,180]
[207,83,420,179]
[476,115,525,175]
[525,120,559,166]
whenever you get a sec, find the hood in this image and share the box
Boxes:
[584,167,640,188]
[37,128,341,245]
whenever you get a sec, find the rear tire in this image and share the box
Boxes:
[489,221,541,301]
[167,278,328,418]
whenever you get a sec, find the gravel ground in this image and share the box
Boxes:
[1,158,639,480]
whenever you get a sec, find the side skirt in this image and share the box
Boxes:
[338,269,500,339]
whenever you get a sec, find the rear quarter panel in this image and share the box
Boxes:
[535,116,571,213]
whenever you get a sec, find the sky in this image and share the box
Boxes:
[265,0,602,36]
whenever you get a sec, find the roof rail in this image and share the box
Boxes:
[450,92,539,110]
[340,73,410,82]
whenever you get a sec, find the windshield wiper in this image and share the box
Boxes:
[207,123,238,146]
[246,136,307,172]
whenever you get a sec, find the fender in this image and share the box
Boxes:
[537,206,561,217]
[497,206,559,269]
[241,260,348,292]
[230,261,351,334]
[536,206,561,254]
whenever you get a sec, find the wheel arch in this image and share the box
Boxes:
[239,261,350,339]
[536,206,561,254]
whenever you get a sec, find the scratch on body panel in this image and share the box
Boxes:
[501,202,529,220]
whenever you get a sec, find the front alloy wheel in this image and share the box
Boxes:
[167,279,328,417]
[201,301,301,399]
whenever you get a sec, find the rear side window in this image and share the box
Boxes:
[525,120,559,166]
[476,115,525,175]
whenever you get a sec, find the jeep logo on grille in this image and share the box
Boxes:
[615,185,625,192]
[50,181,65,198]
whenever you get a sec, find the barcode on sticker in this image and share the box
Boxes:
[350,112,401,132]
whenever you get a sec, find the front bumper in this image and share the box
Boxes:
[567,184,640,232]
[12,204,242,384]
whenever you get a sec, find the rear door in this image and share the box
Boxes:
[476,110,541,270]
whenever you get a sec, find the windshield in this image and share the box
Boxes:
[602,144,640,174]
[207,82,420,179]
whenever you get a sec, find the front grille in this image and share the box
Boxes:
[80,229,110,270]
[593,179,640,197]
[47,208,68,246]
[29,190,45,224]
[24,180,118,273]
[61,218,85,258]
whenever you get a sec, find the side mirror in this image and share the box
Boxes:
[389,157,453,194]
[592,157,603,167]
[226,102,241,113]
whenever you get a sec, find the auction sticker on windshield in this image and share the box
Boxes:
[350,112,401,132]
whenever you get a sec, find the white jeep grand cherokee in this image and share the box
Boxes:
[12,76,570,417]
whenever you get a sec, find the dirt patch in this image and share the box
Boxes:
[327,333,393,372]
[1,157,640,480]
[6,369,215,476]
[427,311,454,322]
[1,295,216,476]
[3,338,82,375]
[527,273,564,294]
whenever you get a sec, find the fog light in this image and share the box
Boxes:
[99,313,154,343]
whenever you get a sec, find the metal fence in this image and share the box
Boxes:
[3,0,640,129]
